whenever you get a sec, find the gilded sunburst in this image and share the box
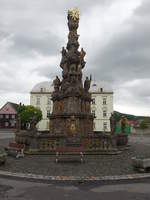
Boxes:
[68,8,79,20]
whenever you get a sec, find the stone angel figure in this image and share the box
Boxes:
[53,76,61,92]
[84,75,92,92]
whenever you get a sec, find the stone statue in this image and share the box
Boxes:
[84,75,92,92]
[30,114,37,131]
[121,116,126,133]
[79,48,86,68]
[53,76,61,92]
[61,77,69,92]
[110,112,116,134]
[80,48,86,60]
[62,47,67,56]
[60,47,67,69]
[16,114,21,132]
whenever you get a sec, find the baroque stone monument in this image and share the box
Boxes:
[48,8,93,137]
[15,8,118,154]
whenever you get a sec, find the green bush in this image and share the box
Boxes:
[18,105,42,124]
[140,119,149,129]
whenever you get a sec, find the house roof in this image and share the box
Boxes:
[8,102,19,111]
[89,81,113,93]
[31,81,54,93]
[0,102,19,114]
[31,81,113,94]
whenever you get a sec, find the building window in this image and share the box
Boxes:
[36,97,40,105]
[103,110,107,117]
[103,98,107,105]
[11,115,15,119]
[11,121,15,127]
[5,122,9,127]
[103,122,107,131]
[92,110,96,117]
[5,114,9,119]
[91,98,95,104]
[0,114,3,119]
[47,97,51,105]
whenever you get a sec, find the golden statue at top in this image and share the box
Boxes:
[68,7,79,20]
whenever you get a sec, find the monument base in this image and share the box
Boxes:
[15,131,120,155]
[116,134,128,146]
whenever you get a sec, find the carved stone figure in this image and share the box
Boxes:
[70,63,76,72]
[62,63,68,78]
[16,114,21,132]
[62,46,67,56]
[80,48,86,60]
[110,112,116,134]
[30,114,37,131]
[84,75,92,92]
[53,76,61,92]
[60,47,67,69]
[121,116,126,133]
[80,48,86,68]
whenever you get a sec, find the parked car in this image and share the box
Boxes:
[0,147,7,165]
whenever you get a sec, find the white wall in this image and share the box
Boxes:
[30,93,53,131]
[91,93,113,132]
[30,91,113,132]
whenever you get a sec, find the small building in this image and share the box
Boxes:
[30,81,113,132]
[0,102,19,129]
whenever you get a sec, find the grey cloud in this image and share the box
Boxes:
[35,64,61,79]
[89,3,150,83]
[9,32,63,57]
[0,0,150,115]
[134,0,150,17]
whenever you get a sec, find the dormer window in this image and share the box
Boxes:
[40,88,43,92]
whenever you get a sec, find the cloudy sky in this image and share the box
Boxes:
[0,0,150,116]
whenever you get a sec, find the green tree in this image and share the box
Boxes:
[140,119,149,129]
[18,105,42,125]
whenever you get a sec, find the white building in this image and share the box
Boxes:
[30,81,113,132]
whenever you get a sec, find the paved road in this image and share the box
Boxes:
[129,134,150,146]
[0,131,15,139]
[0,131,15,149]
[1,177,150,200]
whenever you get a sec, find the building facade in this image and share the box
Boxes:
[0,102,18,129]
[30,81,113,132]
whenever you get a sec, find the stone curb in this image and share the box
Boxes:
[1,170,150,182]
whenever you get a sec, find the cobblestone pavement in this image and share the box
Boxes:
[0,134,150,177]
